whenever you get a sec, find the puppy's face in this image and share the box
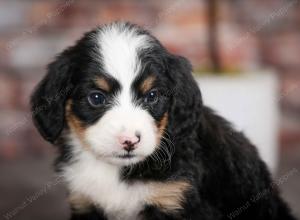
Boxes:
[63,24,172,166]
[67,69,170,166]
[31,22,199,168]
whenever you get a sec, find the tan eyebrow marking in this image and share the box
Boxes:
[140,75,156,93]
[96,76,111,92]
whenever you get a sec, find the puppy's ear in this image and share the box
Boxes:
[166,55,202,137]
[30,53,73,143]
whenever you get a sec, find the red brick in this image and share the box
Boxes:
[0,74,22,109]
[281,73,300,110]
[262,32,300,69]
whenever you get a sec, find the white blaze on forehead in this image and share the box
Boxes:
[97,23,151,99]
[73,24,159,171]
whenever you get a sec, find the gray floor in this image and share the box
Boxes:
[0,148,299,220]
[277,147,300,218]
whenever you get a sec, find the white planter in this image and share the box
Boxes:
[196,71,279,173]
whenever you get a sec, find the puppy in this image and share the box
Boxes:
[31,22,297,220]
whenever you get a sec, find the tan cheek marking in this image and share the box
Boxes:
[96,77,110,92]
[147,181,191,213]
[68,193,92,214]
[65,100,88,148]
[140,75,156,93]
[156,113,168,144]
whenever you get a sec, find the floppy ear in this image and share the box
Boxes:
[30,53,73,143]
[166,55,202,137]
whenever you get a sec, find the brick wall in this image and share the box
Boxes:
[0,0,299,159]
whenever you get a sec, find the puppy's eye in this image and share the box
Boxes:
[88,91,106,107]
[144,89,159,104]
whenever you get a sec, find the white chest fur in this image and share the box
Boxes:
[62,150,150,220]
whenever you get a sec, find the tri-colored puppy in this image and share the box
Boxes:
[31,22,297,220]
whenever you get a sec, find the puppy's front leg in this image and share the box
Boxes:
[140,179,192,220]
[70,213,107,220]
[70,209,107,220]
[140,206,181,220]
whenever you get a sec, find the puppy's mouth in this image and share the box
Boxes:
[107,152,143,166]
[115,153,137,159]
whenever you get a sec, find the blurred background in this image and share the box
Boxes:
[0,0,299,219]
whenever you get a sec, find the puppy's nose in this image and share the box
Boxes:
[117,132,141,152]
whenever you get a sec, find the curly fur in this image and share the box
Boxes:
[31,22,297,220]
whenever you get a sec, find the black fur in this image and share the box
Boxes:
[31,22,297,220]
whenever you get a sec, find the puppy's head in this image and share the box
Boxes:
[31,22,201,167]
